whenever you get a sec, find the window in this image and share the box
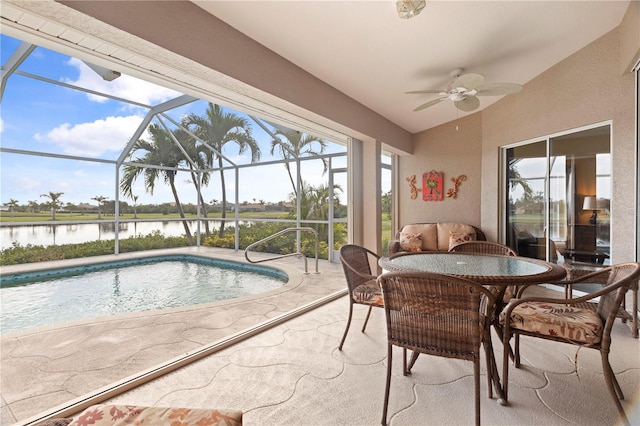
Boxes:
[504,124,611,266]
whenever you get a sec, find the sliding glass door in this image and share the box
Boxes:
[505,141,549,260]
[504,124,611,266]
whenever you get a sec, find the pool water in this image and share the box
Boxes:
[1,257,287,334]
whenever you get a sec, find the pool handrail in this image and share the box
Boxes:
[244,227,319,274]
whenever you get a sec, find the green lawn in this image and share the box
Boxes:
[0,211,291,223]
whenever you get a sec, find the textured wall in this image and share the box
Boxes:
[398,23,636,262]
[480,26,636,260]
[399,113,483,227]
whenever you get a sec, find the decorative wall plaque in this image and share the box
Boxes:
[406,175,420,200]
[422,170,444,201]
[446,175,467,199]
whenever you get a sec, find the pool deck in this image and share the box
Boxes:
[1,247,639,425]
[1,247,347,425]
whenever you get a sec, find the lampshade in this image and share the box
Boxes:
[396,0,427,19]
[583,196,597,210]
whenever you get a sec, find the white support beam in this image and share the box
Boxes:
[0,41,35,102]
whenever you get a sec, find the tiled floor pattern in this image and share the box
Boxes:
[104,297,640,426]
[2,247,639,425]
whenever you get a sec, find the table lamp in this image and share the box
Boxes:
[583,196,598,225]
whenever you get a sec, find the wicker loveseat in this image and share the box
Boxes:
[388,222,486,255]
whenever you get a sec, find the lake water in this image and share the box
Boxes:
[0,220,222,250]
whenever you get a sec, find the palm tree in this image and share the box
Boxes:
[91,196,108,219]
[508,160,534,200]
[4,199,19,217]
[27,200,38,217]
[40,192,63,220]
[173,120,212,235]
[120,123,194,245]
[185,103,260,237]
[270,130,328,200]
[132,195,139,219]
[306,182,342,222]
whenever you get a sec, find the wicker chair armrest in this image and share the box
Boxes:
[559,266,612,284]
[504,279,630,319]
[342,263,378,282]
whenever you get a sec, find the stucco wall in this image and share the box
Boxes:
[481,26,636,261]
[399,113,483,228]
[399,23,636,262]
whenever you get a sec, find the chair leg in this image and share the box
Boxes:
[502,329,512,404]
[402,348,408,376]
[407,350,419,374]
[338,301,354,350]
[482,336,493,399]
[474,358,480,426]
[601,352,630,426]
[601,351,625,400]
[631,287,638,338]
[514,334,521,368]
[493,323,515,363]
[361,305,373,333]
[381,344,393,426]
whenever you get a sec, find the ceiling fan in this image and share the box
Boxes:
[407,68,522,112]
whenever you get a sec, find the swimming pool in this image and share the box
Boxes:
[0,255,288,334]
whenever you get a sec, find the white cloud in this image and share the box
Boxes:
[0,117,4,132]
[13,176,41,192]
[36,115,144,157]
[64,58,182,106]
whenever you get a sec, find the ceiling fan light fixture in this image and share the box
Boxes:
[396,0,426,19]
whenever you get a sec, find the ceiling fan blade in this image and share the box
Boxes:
[413,97,445,111]
[454,95,480,112]
[475,82,522,96]
[405,89,445,95]
[454,73,484,90]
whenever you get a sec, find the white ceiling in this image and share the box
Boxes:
[193,1,630,134]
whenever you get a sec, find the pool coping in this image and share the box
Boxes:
[0,247,307,339]
[1,253,289,285]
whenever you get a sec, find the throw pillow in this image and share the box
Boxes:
[448,231,475,250]
[400,232,423,252]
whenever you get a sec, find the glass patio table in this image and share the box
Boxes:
[380,252,566,285]
[378,251,567,405]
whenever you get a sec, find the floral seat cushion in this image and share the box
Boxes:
[67,404,242,426]
[352,280,384,306]
[500,301,603,344]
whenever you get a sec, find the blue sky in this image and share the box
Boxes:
[1,34,347,207]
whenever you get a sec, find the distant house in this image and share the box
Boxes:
[76,203,98,211]
[239,203,266,212]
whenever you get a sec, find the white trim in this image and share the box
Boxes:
[635,59,640,262]
[501,120,613,150]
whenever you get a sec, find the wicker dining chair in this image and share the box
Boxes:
[449,240,517,257]
[338,244,384,350]
[449,240,520,356]
[563,263,638,338]
[378,271,497,426]
[500,262,640,426]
